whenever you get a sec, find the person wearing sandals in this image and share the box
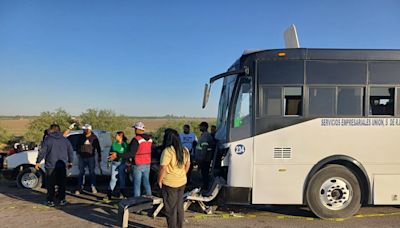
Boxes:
[158,128,190,228]
[107,131,128,200]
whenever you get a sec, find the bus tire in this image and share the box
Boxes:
[306,164,361,218]
[16,167,43,190]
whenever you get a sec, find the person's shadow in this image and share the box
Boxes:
[1,182,154,228]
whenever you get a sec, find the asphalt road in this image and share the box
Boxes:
[1,176,400,228]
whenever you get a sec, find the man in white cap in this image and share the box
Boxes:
[75,124,102,194]
[121,122,153,197]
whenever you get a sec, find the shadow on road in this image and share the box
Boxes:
[0,181,154,228]
[215,203,316,218]
[253,205,316,217]
[2,173,325,226]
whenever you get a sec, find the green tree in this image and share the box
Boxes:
[80,109,128,133]
[0,126,12,144]
[24,108,73,143]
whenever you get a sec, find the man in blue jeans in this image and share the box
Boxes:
[122,122,152,197]
[75,124,102,194]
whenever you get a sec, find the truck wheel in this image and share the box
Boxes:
[306,164,361,218]
[16,167,43,190]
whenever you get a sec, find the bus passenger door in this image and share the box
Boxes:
[227,76,254,196]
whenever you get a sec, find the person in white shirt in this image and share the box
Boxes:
[179,124,197,185]
[179,125,197,153]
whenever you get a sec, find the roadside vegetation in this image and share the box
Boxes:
[0,126,11,148]
[0,109,215,148]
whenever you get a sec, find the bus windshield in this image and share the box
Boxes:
[215,74,237,143]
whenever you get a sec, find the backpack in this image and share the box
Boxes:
[78,135,94,157]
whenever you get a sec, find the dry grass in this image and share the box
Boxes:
[126,118,174,133]
[0,117,215,137]
[0,118,31,136]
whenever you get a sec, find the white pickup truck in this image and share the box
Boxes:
[1,130,112,189]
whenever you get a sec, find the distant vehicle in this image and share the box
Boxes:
[1,130,112,189]
[202,36,400,217]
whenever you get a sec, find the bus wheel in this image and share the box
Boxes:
[306,164,361,218]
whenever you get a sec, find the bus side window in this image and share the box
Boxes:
[337,87,364,116]
[230,76,253,141]
[369,87,394,116]
[397,88,400,116]
[233,78,252,128]
[308,87,336,116]
[284,87,302,116]
[261,87,282,116]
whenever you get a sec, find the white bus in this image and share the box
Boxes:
[203,48,400,218]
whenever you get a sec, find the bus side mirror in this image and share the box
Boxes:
[202,83,210,109]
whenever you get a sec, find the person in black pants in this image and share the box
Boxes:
[161,185,186,228]
[46,160,67,203]
[158,129,190,228]
[195,122,214,190]
[35,124,73,207]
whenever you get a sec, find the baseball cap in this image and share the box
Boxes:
[132,122,145,130]
[81,124,92,130]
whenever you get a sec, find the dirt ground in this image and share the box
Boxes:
[2,174,400,228]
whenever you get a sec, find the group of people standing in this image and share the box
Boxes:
[158,121,216,228]
[35,120,216,228]
[106,121,153,199]
[179,122,216,190]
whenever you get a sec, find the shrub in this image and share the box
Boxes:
[24,108,73,143]
[80,109,128,133]
[0,126,12,144]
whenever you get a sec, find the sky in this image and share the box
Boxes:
[0,0,399,117]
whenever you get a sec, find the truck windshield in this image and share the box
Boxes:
[215,74,237,143]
